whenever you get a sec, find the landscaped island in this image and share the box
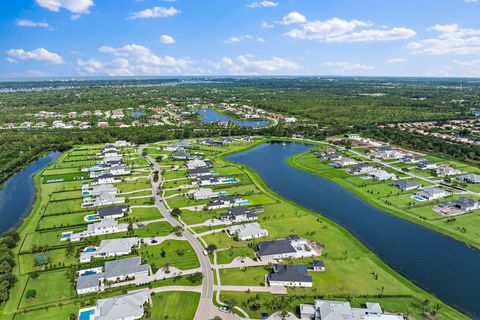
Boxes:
[1,136,474,319]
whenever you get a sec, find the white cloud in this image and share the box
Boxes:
[261,21,274,28]
[77,44,191,76]
[322,61,374,73]
[407,24,480,55]
[6,48,64,64]
[248,1,278,8]
[70,14,81,20]
[160,34,176,44]
[282,13,415,42]
[128,6,180,20]
[388,58,407,64]
[281,12,307,25]
[35,0,94,14]
[16,19,49,28]
[225,35,265,44]
[212,55,299,75]
[6,58,18,64]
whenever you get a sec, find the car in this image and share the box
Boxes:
[203,249,208,256]
[219,306,230,313]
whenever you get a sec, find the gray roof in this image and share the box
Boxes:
[457,173,480,183]
[229,206,263,216]
[76,273,100,290]
[172,148,190,158]
[393,179,421,190]
[268,264,312,283]
[104,256,150,279]
[96,290,150,320]
[97,205,128,218]
[312,260,325,268]
[257,238,296,257]
[189,168,211,175]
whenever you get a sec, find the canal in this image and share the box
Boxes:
[195,109,269,127]
[227,142,480,318]
[0,151,61,234]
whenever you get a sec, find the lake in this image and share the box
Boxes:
[195,109,269,127]
[0,151,61,234]
[227,142,480,318]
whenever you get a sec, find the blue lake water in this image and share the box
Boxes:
[131,111,146,118]
[227,142,480,318]
[195,109,269,127]
[0,151,61,234]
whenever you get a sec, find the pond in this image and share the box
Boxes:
[195,109,269,127]
[227,142,480,318]
[0,151,61,234]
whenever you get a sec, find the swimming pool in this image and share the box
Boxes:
[411,195,427,202]
[222,178,238,183]
[239,200,251,205]
[84,214,99,222]
[218,191,228,196]
[83,247,96,253]
[60,232,72,240]
[79,308,95,320]
[80,270,98,277]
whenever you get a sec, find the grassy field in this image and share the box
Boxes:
[150,291,200,320]
[140,240,200,270]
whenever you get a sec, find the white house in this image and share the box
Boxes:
[268,264,312,288]
[67,219,128,242]
[226,223,268,241]
[416,187,450,201]
[300,300,404,320]
[80,237,140,263]
[206,195,244,210]
[188,188,219,200]
[368,170,396,181]
[257,235,321,260]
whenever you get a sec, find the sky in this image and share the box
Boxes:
[1,0,480,78]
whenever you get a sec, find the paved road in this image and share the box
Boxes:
[139,145,221,319]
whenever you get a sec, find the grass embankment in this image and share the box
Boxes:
[288,147,480,249]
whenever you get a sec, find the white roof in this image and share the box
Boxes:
[95,290,150,320]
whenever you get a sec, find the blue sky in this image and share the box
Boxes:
[1,0,480,78]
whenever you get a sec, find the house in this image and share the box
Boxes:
[220,206,263,223]
[311,260,325,272]
[201,138,223,146]
[400,155,419,164]
[188,188,219,200]
[226,222,268,241]
[92,173,121,185]
[97,205,129,219]
[368,170,396,181]
[436,164,462,177]
[103,256,151,282]
[114,140,131,147]
[164,140,192,151]
[443,197,480,212]
[76,257,151,294]
[344,133,360,139]
[102,144,118,152]
[333,157,357,168]
[416,187,450,200]
[78,290,151,320]
[456,173,480,184]
[256,235,321,260]
[81,194,125,208]
[68,219,128,242]
[97,150,119,158]
[268,264,312,288]
[172,148,190,160]
[206,195,244,210]
[300,300,404,320]
[82,183,118,197]
[80,237,140,263]
[111,109,124,119]
[192,176,237,186]
[188,168,212,178]
[349,163,375,175]
[97,156,122,164]
[392,179,422,191]
[108,165,131,176]
[417,160,437,170]
[186,159,211,170]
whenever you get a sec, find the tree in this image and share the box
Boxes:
[66,241,75,258]
[0,261,12,275]
[206,244,217,254]
[29,271,39,280]
[171,208,182,217]
[25,289,37,301]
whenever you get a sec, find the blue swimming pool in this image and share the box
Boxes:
[411,195,427,202]
[79,309,95,320]
[223,178,238,183]
[239,200,250,205]
[84,247,96,253]
[218,191,228,196]
[85,214,98,221]
[80,270,97,277]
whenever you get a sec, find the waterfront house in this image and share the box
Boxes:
[226,222,268,241]
[91,173,121,185]
[349,163,376,175]
[416,187,450,201]
[256,235,321,260]
[220,206,263,223]
[333,157,358,168]
[188,188,220,200]
[188,168,212,178]
[457,173,480,184]
[392,179,422,191]
[368,170,396,181]
[300,300,404,320]
[206,195,244,210]
[268,264,313,288]
[80,237,140,263]
[440,197,480,212]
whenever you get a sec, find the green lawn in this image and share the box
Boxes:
[150,291,200,320]
[140,240,200,270]
[133,221,174,237]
